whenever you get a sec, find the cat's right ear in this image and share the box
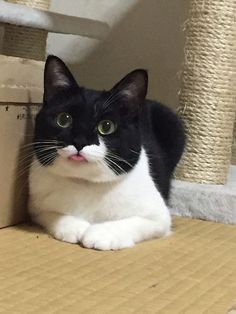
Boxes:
[44,55,78,103]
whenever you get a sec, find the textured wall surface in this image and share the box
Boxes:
[48,0,189,108]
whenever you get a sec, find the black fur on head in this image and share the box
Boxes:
[34,55,148,174]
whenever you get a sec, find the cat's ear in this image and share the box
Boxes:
[111,69,148,114]
[44,55,78,102]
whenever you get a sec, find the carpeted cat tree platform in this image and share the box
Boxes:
[0,0,236,313]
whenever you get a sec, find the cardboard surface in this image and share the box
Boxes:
[0,55,43,228]
[0,55,44,103]
[0,217,235,313]
[0,103,41,228]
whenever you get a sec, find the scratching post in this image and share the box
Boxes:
[2,0,50,60]
[170,0,236,224]
[175,0,236,184]
[232,119,236,165]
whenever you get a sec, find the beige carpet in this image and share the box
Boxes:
[0,217,236,314]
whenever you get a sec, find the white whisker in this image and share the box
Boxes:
[129,149,140,155]
[17,146,61,167]
[107,152,133,168]
[104,156,127,175]
[21,140,64,149]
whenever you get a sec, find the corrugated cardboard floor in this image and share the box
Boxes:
[0,217,235,314]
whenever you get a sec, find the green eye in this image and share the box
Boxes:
[56,112,72,128]
[97,120,117,135]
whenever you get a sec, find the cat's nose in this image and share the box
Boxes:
[73,139,88,152]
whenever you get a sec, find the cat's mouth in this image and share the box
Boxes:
[58,144,105,165]
[58,146,88,163]
[68,154,87,162]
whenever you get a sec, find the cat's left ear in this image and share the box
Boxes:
[111,69,148,114]
[44,55,78,102]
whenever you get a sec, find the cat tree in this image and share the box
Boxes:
[0,0,109,60]
[170,0,236,223]
[232,120,236,165]
[2,0,50,60]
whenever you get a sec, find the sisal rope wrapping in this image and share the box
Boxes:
[232,118,236,165]
[2,0,50,60]
[4,0,49,10]
[175,0,236,184]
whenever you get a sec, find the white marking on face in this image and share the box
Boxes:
[51,139,118,182]
[57,139,107,163]
[58,145,78,158]
[79,139,107,162]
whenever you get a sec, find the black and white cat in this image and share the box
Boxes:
[29,55,185,250]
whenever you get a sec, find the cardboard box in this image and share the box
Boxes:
[0,55,44,228]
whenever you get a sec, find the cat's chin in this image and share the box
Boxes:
[46,155,123,183]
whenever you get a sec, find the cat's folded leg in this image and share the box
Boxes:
[81,216,171,250]
[32,212,90,244]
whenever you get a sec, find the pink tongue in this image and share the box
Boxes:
[69,154,86,162]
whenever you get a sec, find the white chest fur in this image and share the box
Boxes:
[29,149,171,250]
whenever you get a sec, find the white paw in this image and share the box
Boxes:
[81,224,135,251]
[53,216,90,244]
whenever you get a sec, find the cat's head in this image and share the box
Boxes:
[33,55,148,182]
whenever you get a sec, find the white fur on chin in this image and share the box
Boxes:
[29,140,171,250]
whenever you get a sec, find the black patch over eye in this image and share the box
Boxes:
[97,120,117,135]
[56,112,73,128]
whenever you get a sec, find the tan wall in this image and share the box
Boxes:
[48,0,189,109]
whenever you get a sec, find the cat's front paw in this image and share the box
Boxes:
[53,217,90,244]
[81,224,135,250]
